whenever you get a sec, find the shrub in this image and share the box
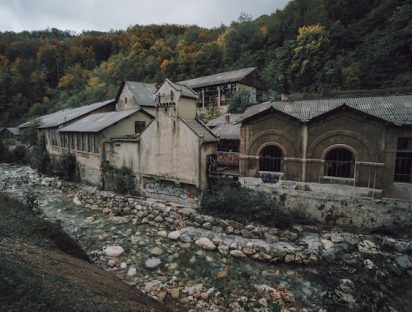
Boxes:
[12,145,27,164]
[102,164,137,195]
[27,135,50,175]
[227,90,250,114]
[58,153,76,181]
[201,185,292,229]
[0,141,12,163]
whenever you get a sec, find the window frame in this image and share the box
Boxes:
[259,145,283,173]
[394,138,412,184]
[323,147,355,179]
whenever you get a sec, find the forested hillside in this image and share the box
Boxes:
[0,0,411,126]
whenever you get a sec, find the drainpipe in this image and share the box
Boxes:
[301,124,308,185]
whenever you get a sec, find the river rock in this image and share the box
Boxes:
[230,250,247,258]
[109,216,130,224]
[395,255,412,270]
[358,240,378,254]
[73,195,82,205]
[150,247,163,256]
[157,230,168,237]
[168,230,181,240]
[195,237,216,251]
[104,245,125,257]
[145,258,161,268]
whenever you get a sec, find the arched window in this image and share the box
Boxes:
[324,148,355,178]
[259,145,283,172]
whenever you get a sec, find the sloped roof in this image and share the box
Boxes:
[183,118,219,143]
[179,67,257,89]
[240,95,412,126]
[59,109,139,133]
[213,122,241,140]
[6,127,21,136]
[206,114,242,128]
[19,99,115,129]
[123,81,157,107]
[167,79,197,99]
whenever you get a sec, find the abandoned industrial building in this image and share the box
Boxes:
[15,66,412,201]
[238,95,412,200]
[179,67,265,113]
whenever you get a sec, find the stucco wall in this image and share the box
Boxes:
[102,111,152,139]
[105,140,139,173]
[139,107,200,186]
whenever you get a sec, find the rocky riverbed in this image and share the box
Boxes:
[1,164,412,311]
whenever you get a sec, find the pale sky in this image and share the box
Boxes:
[0,0,289,33]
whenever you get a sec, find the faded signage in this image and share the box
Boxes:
[144,181,188,200]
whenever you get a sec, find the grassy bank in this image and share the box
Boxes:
[0,192,168,311]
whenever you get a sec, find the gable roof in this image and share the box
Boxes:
[206,114,242,128]
[19,99,115,129]
[178,67,257,89]
[165,79,197,99]
[240,95,412,126]
[118,81,157,107]
[6,127,21,136]
[59,109,139,133]
[182,118,219,143]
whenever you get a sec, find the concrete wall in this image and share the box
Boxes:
[239,176,412,231]
[240,108,412,200]
[102,111,152,139]
[105,140,139,173]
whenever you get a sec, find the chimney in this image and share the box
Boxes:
[224,113,230,125]
[281,93,289,101]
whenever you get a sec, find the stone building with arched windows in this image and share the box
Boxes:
[238,95,412,200]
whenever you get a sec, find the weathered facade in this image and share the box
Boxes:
[106,79,218,202]
[179,67,265,113]
[19,99,116,157]
[59,109,152,185]
[239,95,412,200]
[115,81,157,116]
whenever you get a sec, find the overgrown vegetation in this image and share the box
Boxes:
[227,90,250,114]
[102,164,138,195]
[27,134,50,175]
[1,1,411,127]
[201,185,292,229]
[58,152,77,181]
[0,142,26,164]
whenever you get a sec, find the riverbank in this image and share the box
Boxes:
[1,164,412,311]
[0,192,170,311]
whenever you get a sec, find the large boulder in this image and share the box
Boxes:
[195,237,216,251]
[104,246,125,257]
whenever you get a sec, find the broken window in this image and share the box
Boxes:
[135,121,146,134]
[324,148,355,178]
[394,138,412,183]
[259,145,283,172]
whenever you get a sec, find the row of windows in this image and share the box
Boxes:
[60,133,100,154]
[259,139,412,183]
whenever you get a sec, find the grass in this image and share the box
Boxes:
[0,192,169,311]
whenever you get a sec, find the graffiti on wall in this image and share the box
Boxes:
[216,151,239,167]
[260,173,279,184]
[144,181,189,200]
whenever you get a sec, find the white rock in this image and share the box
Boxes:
[145,258,161,268]
[358,240,378,254]
[195,237,216,251]
[230,250,247,258]
[127,267,137,277]
[157,230,168,237]
[168,230,181,240]
[150,247,163,256]
[73,195,82,205]
[104,246,125,257]
[120,262,127,269]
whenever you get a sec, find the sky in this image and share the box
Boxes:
[0,0,289,33]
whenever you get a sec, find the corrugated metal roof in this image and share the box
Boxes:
[59,109,139,133]
[179,67,257,89]
[184,119,219,143]
[125,81,157,107]
[241,95,412,126]
[19,99,115,129]
[206,114,242,128]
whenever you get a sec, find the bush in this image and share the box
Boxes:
[227,91,250,114]
[58,153,76,181]
[201,185,292,229]
[0,141,12,163]
[27,135,50,175]
[12,145,27,164]
[102,164,137,195]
